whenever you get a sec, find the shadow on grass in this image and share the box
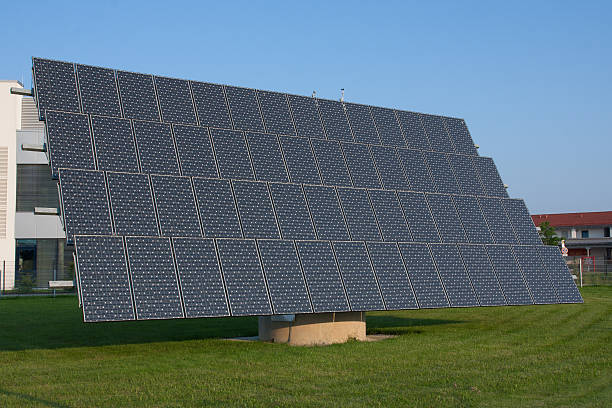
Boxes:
[366,314,465,335]
[0,389,70,408]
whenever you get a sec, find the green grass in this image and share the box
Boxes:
[1,287,611,407]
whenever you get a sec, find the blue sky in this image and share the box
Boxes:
[1,1,610,213]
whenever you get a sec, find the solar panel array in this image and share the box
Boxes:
[32,57,582,323]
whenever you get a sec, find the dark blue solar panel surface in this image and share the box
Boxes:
[337,188,381,241]
[366,242,417,310]
[311,139,352,187]
[45,110,95,178]
[453,195,492,244]
[232,181,279,239]
[447,154,484,195]
[370,146,410,190]
[397,191,440,243]
[172,124,218,178]
[370,106,405,147]
[172,238,229,317]
[368,190,412,242]
[287,95,325,139]
[303,185,349,240]
[76,64,121,117]
[424,152,460,194]
[278,136,321,184]
[344,103,380,145]
[224,86,265,132]
[395,110,431,151]
[502,199,542,245]
[33,58,80,117]
[246,132,288,182]
[125,237,184,320]
[75,235,134,322]
[317,99,353,142]
[457,245,505,306]
[151,175,201,237]
[472,156,508,198]
[511,245,557,304]
[342,142,381,188]
[426,194,467,243]
[295,241,349,313]
[216,239,272,316]
[420,114,454,153]
[257,240,312,314]
[268,183,315,240]
[192,178,242,238]
[210,128,254,180]
[190,81,232,128]
[106,172,158,236]
[430,244,478,307]
[444,117,478,156]
[91,116,139,173]
[536,245,583,303]
[154,76,197,125]
[132,121,179,175]
[485,245,533,305]
[396,148,435,192]
[257,90,295,136]
[116,71,160,121]
[398,243,448,308]
[478,197,518,244]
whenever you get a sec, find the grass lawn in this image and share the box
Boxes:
[1,287,611,407]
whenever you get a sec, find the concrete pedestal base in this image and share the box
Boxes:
[258,312,366,346]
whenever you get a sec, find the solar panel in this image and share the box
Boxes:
[536,245,583,303]
[303,185,350,240]
[472,156,508,198]
[90,116,139,173]
[395,110,431,151]
[342,142,381,189]
[245,132,288,182]
[511,245,557,304]
[190,81,232,128]
[502,199,542,245]
[337,188,381,241]
[478,197,518,244]
[192,178,242,238]
[278,136,321,184]
[125,237,184,319]
[132,121,180,175]
[116,71,160,121]
[447,154,484,196]
[74,235,134,322]
[224,86,265,132]
[485,245,533,305]
[256,90,295,136]
[172,124,218,178]
[232,180,279,239]
[150,175,201,237]
[268,183,316,240]
[216,239,272,316]
[332,241,384,311]
[209,128,254,180]
[420,114,454,153]
[443,117,478,156]
[295,241,349,313]
[172,238,230,317]
[370,106,405,147]
[106,172,158,236]
[425,194,467,243]
[370,145,411,190]
[366,242,417,310]
[397,192,440,243]
[257,240,312,314]
[45,110,95,178]
[311,139,352,187]
[398,243,449,308]
[423,152,460,194]
[58,169,112,244]
[76,64,121,117]
[33,58,80,118]
[154,76,197,125]
[396,148,435,192]
[344,103,380,144]
[287,95,325,138]
[430,244,478,307]
[452,195,493,244]
[317,99,353,142]
[368,189,412,242]
[457,244,505,306]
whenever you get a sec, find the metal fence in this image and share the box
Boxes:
[565,256,612,287]
[0,260,76,296]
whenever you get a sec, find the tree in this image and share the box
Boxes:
[538,221,562,246]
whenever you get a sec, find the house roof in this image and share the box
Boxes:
[531,211,612,227]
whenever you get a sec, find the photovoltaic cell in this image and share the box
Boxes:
[151,175,201,237]
[337,188,381,241]
[257,240,312,314]
[90,116,139,172]
[225,86,265,132]
[447,154,484,196]
[368,190,412,242]
[125,237,184,320]
[192,178,242,238]
[342,142,381,189]
[116,71,160,121]
[154,76,197,125]
[397,191,440,243]
[398,243,448,308]
[472,156,508,198]
[478,197,518,244]
[502,199,542,245]
[232,181,279,239]
[287,95,325,139]
[216,239,272,316]
[423,152,460,194]
[246,132,288,182]
[396,148,435,192]
[332,241,384,311]
[344,103,380,145]
[268,183,315,240]
[453,195,492,244]
[257,90,295,136]
[317,99,353,142]
[511,245,557,304]
[172,124,217,178]
[395,110,431,151]
[430,244,478,307]
[279,136,321,184]
[75,235,134,322]
[295,241,349,313]
[444,117,478,156]
[457,245,505,306]
[485,245,533,305]
[172,238,229,317]
[366,242,417,310]
[210,128,254,180]
[132,121,180,175]
[45,110,95,178]
[370,106,405,147]
[76,64,121,117]
[33,58,80,117]
[106,172,158,236]
[370,145,411,191]
[426,194,467,243]
[536,245,583,303]
[311,139,352,187]
[190,81,232,128]
[420,114,454,153]
[304,185,349,240]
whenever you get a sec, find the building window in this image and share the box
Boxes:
[15,239,74,288]
[581,230,589,238]
[16,164,59,212]
[605,227,611,238]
